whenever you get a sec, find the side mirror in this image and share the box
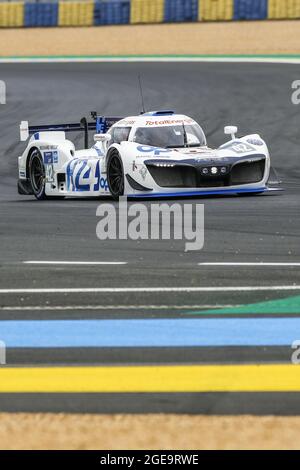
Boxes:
[224,126,238,140]
[94,133,111,143]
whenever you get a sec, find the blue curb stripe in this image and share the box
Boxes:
[0,318,299,347]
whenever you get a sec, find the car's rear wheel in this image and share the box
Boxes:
[29,150,47,200]
[28,149,65,200]
[107,150,124,200]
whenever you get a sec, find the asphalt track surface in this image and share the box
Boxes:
[0,62,300,413]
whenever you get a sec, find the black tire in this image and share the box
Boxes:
[28,149,47,200]
[107,150,124,200]
[28,150,65,201]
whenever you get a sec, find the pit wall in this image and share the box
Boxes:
[0,0,299,28]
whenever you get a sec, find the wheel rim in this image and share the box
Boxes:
[31,154,45,193]
[108,155,124,196]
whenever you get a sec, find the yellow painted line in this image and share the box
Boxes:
[0,364,300,392]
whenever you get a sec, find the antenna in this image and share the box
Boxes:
[138,74,146,114]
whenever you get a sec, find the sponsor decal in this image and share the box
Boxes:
[117,120,136,126]
[40,145,58,151]
[43,151,58,164]
[232,143,253,153]
[137,145,171,156]
[145,119,195,126]
[247,138,264,146]
[45,164,54,183]
[66,159,109,192]
[227,142,255,154]
[139,166,148,180]
[43,151,58,183]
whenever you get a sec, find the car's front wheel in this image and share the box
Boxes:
[29,149,47,200]
[107,150,124,200]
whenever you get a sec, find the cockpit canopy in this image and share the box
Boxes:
[107,112,207,149]
[133,123,206,149]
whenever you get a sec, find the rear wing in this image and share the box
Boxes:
[91,112,124,134]
[20,113,124,148]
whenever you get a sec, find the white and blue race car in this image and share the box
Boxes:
[18,110,279,200]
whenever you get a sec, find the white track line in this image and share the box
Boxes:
[24,261,300,267]
[0,304,238,311]
[23,261,127,265]
[1,57,300,64]
[0,286,299,294]
[198,262,300,267]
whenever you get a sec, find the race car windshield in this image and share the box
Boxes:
[133,124,206,148]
